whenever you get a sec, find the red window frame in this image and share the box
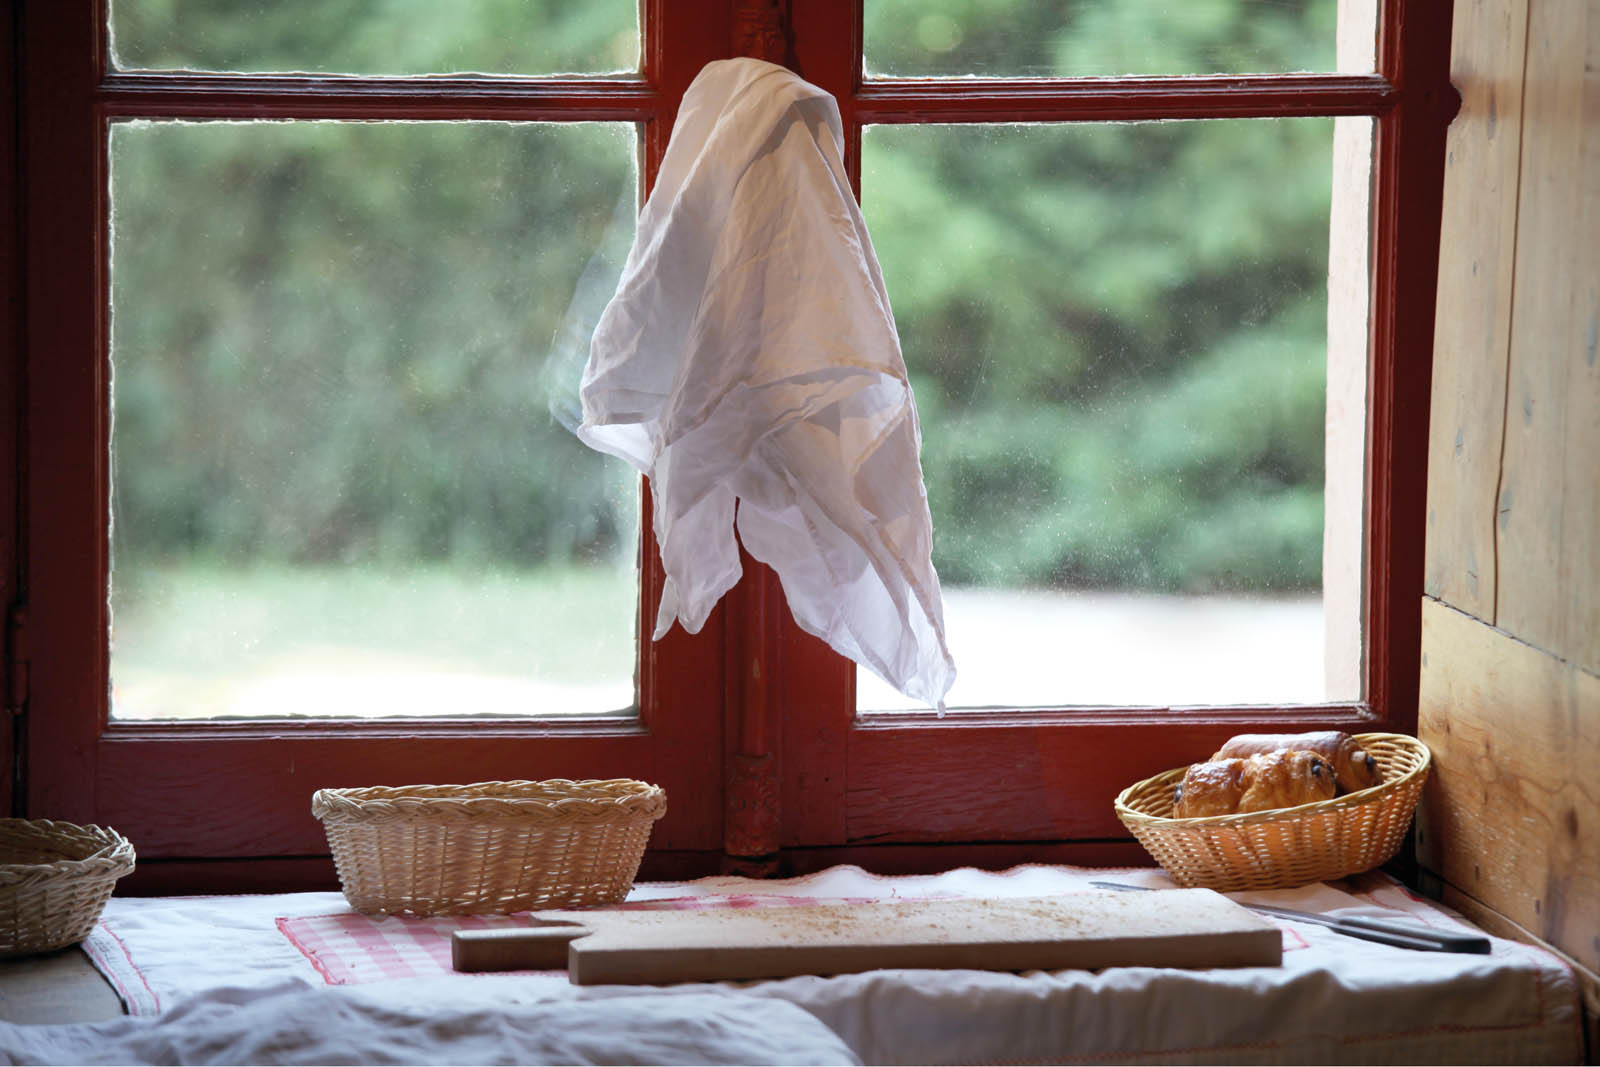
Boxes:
[5,0,1456,890]
[767,0,1456,868]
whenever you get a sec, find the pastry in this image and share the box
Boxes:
[1234,749,1337,812]
[1212,730,1382,794]
[1171,758,1246,818]
[1173,750,1337,817]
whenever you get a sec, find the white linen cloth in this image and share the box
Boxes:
[64,866,1583,1065]
[579,58,956,708]
[0,980,860,1066]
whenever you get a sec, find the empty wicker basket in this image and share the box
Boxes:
[0,818,136,957]
[312,779,667,916]
[1114,733,1430,891]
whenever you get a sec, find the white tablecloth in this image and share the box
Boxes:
[25,865,1583,1064]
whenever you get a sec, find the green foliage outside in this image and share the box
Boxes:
[110,0,639,75]
[109,0,1339,605]
[863,0,1339,592]
[111,119,640,584]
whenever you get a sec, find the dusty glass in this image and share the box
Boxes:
[858,118,1364,709]
[109,120,640,719]
[864,0,1364,78]
[110,1,639,76]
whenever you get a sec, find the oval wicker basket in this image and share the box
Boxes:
[1114,733,1430,891]
[312,779,667,916]
[0,818,136,958]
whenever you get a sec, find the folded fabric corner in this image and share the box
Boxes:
[580,57,955,708]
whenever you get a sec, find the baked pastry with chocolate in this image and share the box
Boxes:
[1173,750,1337,817]
[1171,758,1246,818]
[1211,730,1381,794]
[1234,749,1337,812]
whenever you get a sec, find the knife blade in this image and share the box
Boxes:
[1088,882,1491,954]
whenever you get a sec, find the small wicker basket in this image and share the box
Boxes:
[0,818,136,957]
[1114,733,1430,891]
[312,779,667,916]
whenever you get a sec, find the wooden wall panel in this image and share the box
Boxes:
[1416,598,1599,977]
[1423,0,1528,616]
[1420,0,1600,1032]
[1495,0,1600,669]
[1559,68,1600,676]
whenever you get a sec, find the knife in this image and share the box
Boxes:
[1088,882,1491,954]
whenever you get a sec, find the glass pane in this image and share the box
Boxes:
[110,0,639,76]
[859,118,1364,710]
[864,0,1364,78]
[109,120,640,720]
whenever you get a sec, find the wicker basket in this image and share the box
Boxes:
[312,779,667,916]
[1114,733,1430,891]
[0,819,136,957]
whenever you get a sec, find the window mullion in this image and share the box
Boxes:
[856,74,1395,123]
[97,74,662,123]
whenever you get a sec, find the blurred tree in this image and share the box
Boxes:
[861,0,1338,592]
[108,0,1339,596]
[111,120,638,571]
[110,0,638,74]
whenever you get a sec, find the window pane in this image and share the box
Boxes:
[110,1,639,76]
[109,120,640,720]
[864,0,1360,78]
[859,118,1363,710]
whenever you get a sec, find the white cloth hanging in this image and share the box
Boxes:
[579,57,955,709]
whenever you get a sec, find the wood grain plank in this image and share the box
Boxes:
[505,893,1281,984]
[1423,0,1529,615]
[1496,0,1598,661]
[1416,597,1599,975]
[1557,16,1600,675]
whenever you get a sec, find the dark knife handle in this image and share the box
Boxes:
[1334,915,1492,954]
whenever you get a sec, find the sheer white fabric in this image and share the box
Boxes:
[580,58,955,708]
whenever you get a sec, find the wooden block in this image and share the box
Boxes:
[454,923,587,973]
[1416,597,1600,976]
[1423,0,1529,615]
[453,891,1281,984]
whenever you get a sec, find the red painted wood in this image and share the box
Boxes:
[773,0,1444,855]
[722,555,782,857]
[779,622,851,848]
[643,0,731,188]
[856,75,1397,123]
[1362,0,1458,736]
[98,76,661,121]
[843,710,1375,843]
[112,842,1155,897]
[95,727,716,856]
[21,1,107,825]
[11,0,1454,886]
[1,4,19,819]
[17,0,731,866]
[732,0,791,67]
[784,840,1153,876]
[147,854,722,898]
[789,0,863,190]
[119,857,343,897]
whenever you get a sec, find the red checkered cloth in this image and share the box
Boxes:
[277,895,880,985]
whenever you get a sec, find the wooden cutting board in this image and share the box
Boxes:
[451,890,1281,984]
